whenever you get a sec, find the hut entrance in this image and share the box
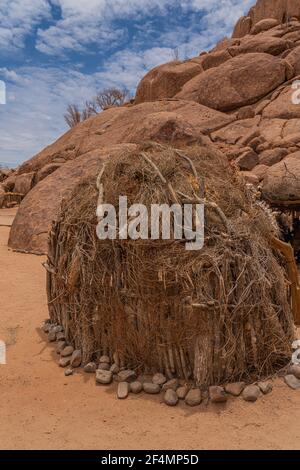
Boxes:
[266,201,300,325]
[280,210,300,265]
[271,203,300,265]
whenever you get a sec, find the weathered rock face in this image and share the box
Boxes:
[236,36,288,55]
[232,16,252,38]
[262,153,300,202]
[236,0,300,37]
[135,60,203,104]
[3,174,17,192]
[36,163,62,183]
[175,53,287,112]
[17,100,232,177]
[285,45,300,75]
[201,50,232,70]
[0,168,12,182]
[249,0,286,25]
[262,88,300,119]
[13,172,35,195]
[251,18,280,35]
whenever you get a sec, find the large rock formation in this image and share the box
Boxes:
[233,0,300,38]
[175,53,288,111]
[135,60,203,103]
[8,0,300,254]
[16,100,232,176]
[262,152,300,203]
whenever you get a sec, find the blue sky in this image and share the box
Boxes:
[0,0,255,166]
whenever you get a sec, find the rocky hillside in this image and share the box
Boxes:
[6,0,300,254]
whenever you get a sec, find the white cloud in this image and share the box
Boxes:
[35,0,256,56]
[0,0,51,51]
[0,0,255,56]
[35,0,175,55]
[0,66,100,165]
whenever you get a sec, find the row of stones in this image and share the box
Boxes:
[43,321,300,406]
[96,370,272,406]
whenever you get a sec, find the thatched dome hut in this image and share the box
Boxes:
[46,143,295,386]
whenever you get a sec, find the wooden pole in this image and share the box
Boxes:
[270,236,300,325]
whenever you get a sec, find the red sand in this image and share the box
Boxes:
[0,209,300,450]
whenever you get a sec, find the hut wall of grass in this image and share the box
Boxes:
[46,143,295,386]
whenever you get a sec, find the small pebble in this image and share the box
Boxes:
[70,350,82,368]
[164,389,178,406]
[185,388,202,407]
[176,386,188,399]
[130,381,143,394]
[61,346,74,357]
[117,370,137,383]
[42,323,51,333]
[258,382,273,395]
[284,374,300,390]
[84,362,97,373]
[152,373,167,386]
[64,368,73,377]
[98,363,110,371]
[96,369,113,385]
[110,363,120,374]
[209,386,228,403]
[48,330,56,342]
[242,385,260,402]
[143,383,161,394]
[225,382,245,397]
[56,341,67,354]
[117,382,129,399]
[59,357,71,368]
[162,379,179,391]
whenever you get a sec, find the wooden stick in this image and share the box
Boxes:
[270,236,300,325]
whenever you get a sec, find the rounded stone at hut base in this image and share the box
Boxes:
[96,369,113,385]
[84,362,97,373]
[117,382,129,399]
[143,383,161,395]
[164,389,179,406]
[130,381,143,394]
[185,389,202,407]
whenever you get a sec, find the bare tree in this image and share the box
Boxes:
[64,87,130,128]
[95,87,129,110]
[64,104,82,128]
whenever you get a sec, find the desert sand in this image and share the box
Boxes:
[0,208,300,450]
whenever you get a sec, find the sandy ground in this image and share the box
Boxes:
[0,209,300,450]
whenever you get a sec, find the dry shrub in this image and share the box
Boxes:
[47,143,294,385]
